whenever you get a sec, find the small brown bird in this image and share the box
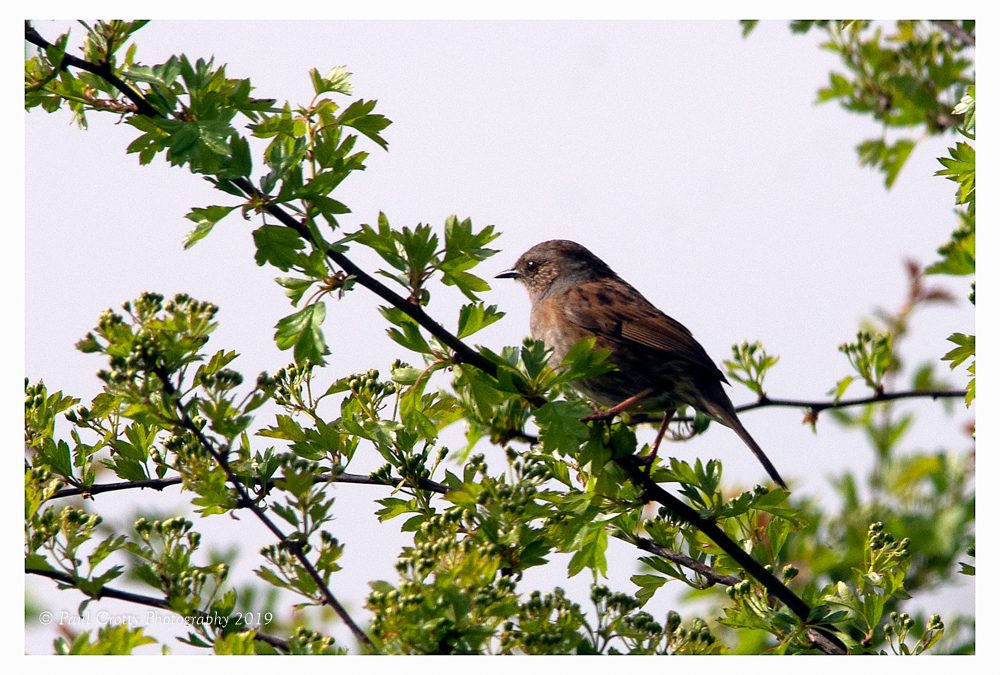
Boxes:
[497,239,787,489]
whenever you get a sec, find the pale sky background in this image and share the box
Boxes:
[22,18,977,655]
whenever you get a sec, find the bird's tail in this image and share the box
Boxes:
[705,399,788,489]
[728,416,788,490]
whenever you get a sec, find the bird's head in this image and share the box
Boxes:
[496,239,615,301]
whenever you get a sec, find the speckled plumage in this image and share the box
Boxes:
[498,239,786,489]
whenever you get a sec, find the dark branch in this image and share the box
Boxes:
[744,389,966,414]
[930,19,975,47]
[26,22,501,383]
[630,388,968,425]
[50,471,447,501]
[26,567,291,653]
[53,476,182,499]
[233,174,506,379]
[24,23,161,117]
[636,535,847,653]
[616,454,847,655]
[508,388,969,443]
[154,371,374,649]
[634,537,741,587]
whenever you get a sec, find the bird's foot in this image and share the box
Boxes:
[582,407,616,422]
[581,388,658,423]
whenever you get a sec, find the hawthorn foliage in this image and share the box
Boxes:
[25,20,974,654]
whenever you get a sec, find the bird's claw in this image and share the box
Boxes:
[581,409,615,422]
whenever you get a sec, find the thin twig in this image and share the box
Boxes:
[26,567,292,653]
[930,19,975,48]
[512,388,968,442]
[24,23,161,118]
[53,476,183,499]
[50,471,448,501]
[634,537,741,587]
[154,371,374,649]
[744,389,966,414]
[628,389,967,425]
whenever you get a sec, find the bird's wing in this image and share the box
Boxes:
[563,280,728,382]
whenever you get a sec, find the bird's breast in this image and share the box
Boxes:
[529,298,587,364]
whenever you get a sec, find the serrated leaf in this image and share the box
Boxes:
[338,99,390,149]
[942,333,974,368]
[379,306,431,354]
[534,400,591,455]
[456,303,505,339]
[183,206,236,249]
[253,225,306,271]
[275,277,315,306]
[274,303,329,365]
[310,65,353,96]
[631,573,668,605]
[567,523,608,578]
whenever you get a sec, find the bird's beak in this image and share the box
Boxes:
[495,268,521,280]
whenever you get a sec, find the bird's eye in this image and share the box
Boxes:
[525,260,537,271]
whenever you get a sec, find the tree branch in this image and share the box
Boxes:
[511,388,969,443]
[634,388,967,425]
[53,476,182,499]
[633,537,741,587]
[930,19,975,48]
[153,371,374,649]
[26,567,292,653]
[743,389,966,414]
[635,535,847,653]
[24,22,162,118]
[25,21,504,383]
[233,173,505,378]
[615,454,848,655]
[49,471,448,501]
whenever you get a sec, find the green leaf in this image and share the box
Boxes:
[555,337,616,384]
[830,375,856,402]
[39,438,74,478]
[631,573,668,605]
[214,632,257,655]
[942,333,974,369]
[935,141,976,206]
[817,72,854,103]
[438,216,500,301]
[857,138,916,189]
[338,98,390,149]
[567,522,608,578]
[253,225,306,271]
[942,332,975,405]
[952,85,975,134]
[275,276,315,306]
[533,400,591,455]
[374,496,419,522]
[379,306,431,354]
[739,20,759,38]
[926,226,975,276]
[274,303,329,365]
[354,213,407,271]
[310,65,353,96]
[221,136,253,178]
[456,303,504,339]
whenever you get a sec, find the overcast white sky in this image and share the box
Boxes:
[22,18,976,655]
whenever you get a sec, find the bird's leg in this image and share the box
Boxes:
[642,409,675,477]
[582,387,656,422]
